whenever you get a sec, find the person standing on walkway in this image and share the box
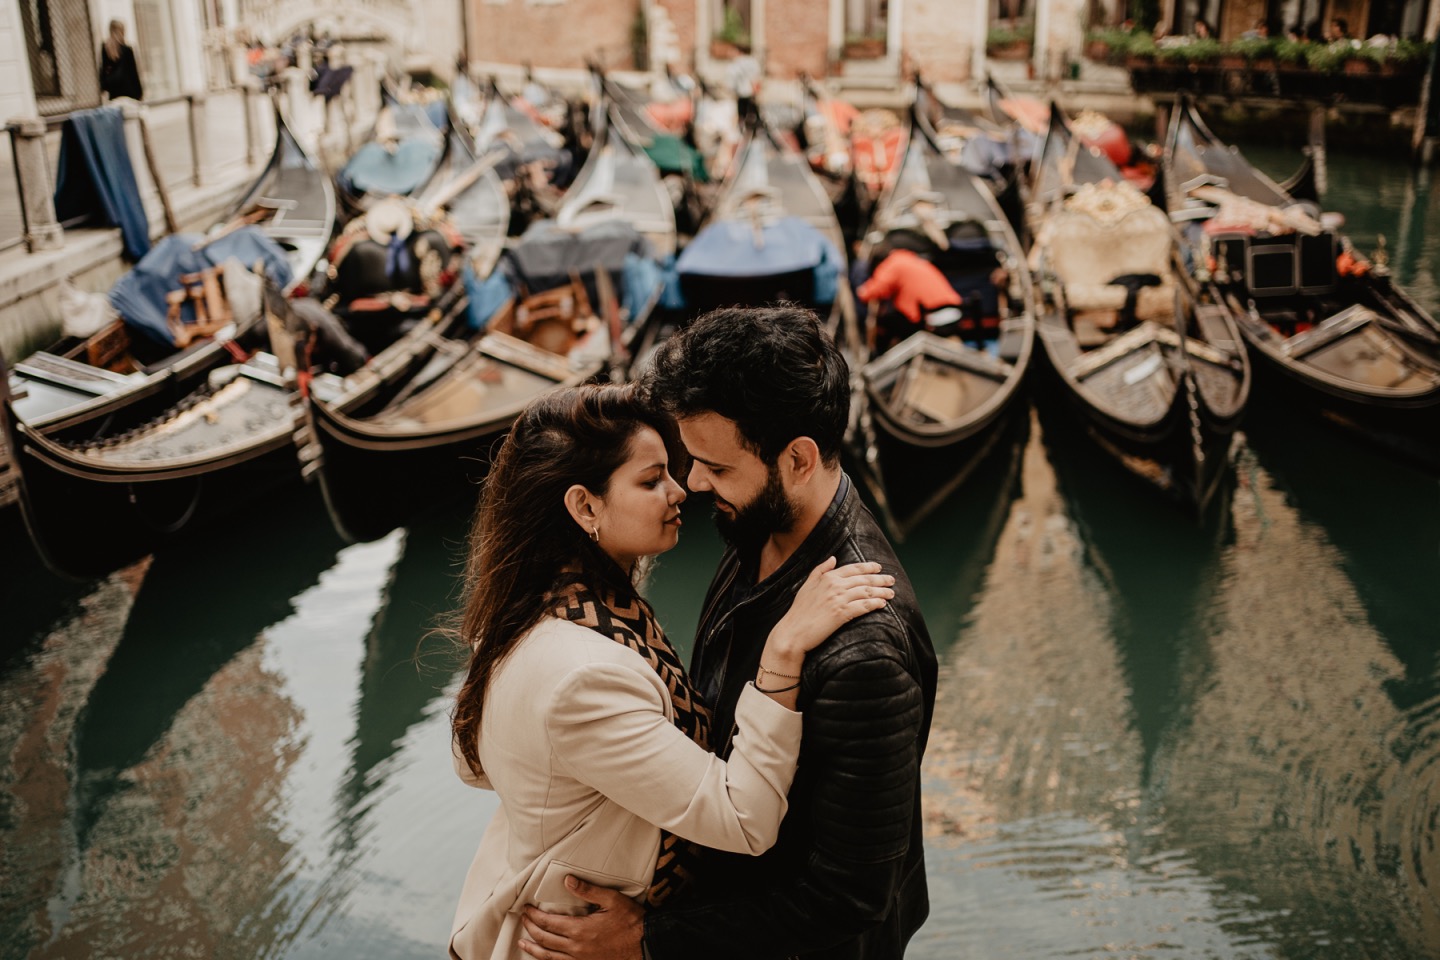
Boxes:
[99,20,142,101]
[727,43,762,128]
[517,305,939,960]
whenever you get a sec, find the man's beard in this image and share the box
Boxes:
[713,462,798,552]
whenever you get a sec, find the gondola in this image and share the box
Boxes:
[1165,95,1440,471]
[305,95,672,543]
[628,110,854,375]
[594,68,708,235]
[415,110,512,252]
[472,77,576,231]
[1027,102,1250,513]
[0,108,335,510]
[792,76,872,248]
[847,100,1036,539]
[914,74,1015,185]
[221,103,338,290]
[563,93,679,262]
[336,85,447,215]
[1,191,476,579]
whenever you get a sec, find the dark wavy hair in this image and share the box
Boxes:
[451,383,681,777]
[642,303,849,465]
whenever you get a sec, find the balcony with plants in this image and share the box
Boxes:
[1083,28,1433,105]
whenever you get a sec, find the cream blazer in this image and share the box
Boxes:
[449,616,803,960]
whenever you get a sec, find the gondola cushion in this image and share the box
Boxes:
[1048,199,1174,320]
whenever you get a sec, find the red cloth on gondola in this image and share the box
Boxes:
[856,249,961,324]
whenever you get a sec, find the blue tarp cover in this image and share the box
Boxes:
[464,261,512,331]
[53,106,151,260]
[338,139,441,198]
[676,216,840,305]
[677,216,832,279]
[109,227,293,346]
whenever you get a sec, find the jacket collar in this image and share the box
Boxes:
[723,472,858,618]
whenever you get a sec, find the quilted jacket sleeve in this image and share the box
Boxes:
[642,638,925,960]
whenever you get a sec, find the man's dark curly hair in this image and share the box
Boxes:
[642,304,850,465]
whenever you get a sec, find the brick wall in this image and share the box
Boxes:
[469,0,640,70]
[763,0,829,78]
[904,0,981,82]
[653,0,697,67]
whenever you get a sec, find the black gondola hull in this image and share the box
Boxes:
[4,404,303,579]
[1034,336,1238,514]
[307,396,512,543]
[1242,335,1440,471]
[855,386,1029,538]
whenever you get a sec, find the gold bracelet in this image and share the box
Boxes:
[759,664,801,685]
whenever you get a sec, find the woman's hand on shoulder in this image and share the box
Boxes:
[767,557,894,661]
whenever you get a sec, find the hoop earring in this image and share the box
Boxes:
[589,526,600,543]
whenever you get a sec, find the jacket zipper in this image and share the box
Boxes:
[694,559,766,758]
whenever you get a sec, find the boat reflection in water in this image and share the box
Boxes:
[9,487,484,959]
[914,400,1440,959]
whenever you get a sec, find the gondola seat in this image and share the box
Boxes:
[1047,199,1175,322]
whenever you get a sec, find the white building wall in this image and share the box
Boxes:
[170,0,207,90]
[0,0,38,119]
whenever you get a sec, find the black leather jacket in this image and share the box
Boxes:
[644,476,937,960]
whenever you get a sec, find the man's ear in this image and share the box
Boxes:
[781,437,822,486]
[563,484,602,534]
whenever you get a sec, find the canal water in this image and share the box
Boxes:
[0,143,1437,960]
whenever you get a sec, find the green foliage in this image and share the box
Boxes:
[1393,38,1432,63]
[986,22,1035,48]
[1155,36,1221,62]
[1086,27,1135,50]
[1273,37,1309,63]
[1226,35,1277,60]
[1125,32,1158,58]
[716,5,750,47]
[1303,41,1352,71]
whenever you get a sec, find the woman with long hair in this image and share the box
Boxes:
[99,19,142,101]
[450,383,893,959]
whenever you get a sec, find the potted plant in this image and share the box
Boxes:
[1123,31,1157,66]
[986,22,1035,60]
[1362,38,1429,75]
[1304,41,1351,72]
[1156,35,1221,69]
[1274,37,1309,70]
[1085,27,1131,62]
[1226,35,1274,66]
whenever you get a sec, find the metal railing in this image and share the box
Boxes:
[2,84,273,255]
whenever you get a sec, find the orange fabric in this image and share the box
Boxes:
[821,99,859,135]
[852,127,905,192]
[999,96,1048,134]
[856,249,961,323]
[646,100,694,136]
[1337,249,1371,277]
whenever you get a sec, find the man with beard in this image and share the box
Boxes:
[517,305,937,960]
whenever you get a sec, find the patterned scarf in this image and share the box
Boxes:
[548,569,712,907]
